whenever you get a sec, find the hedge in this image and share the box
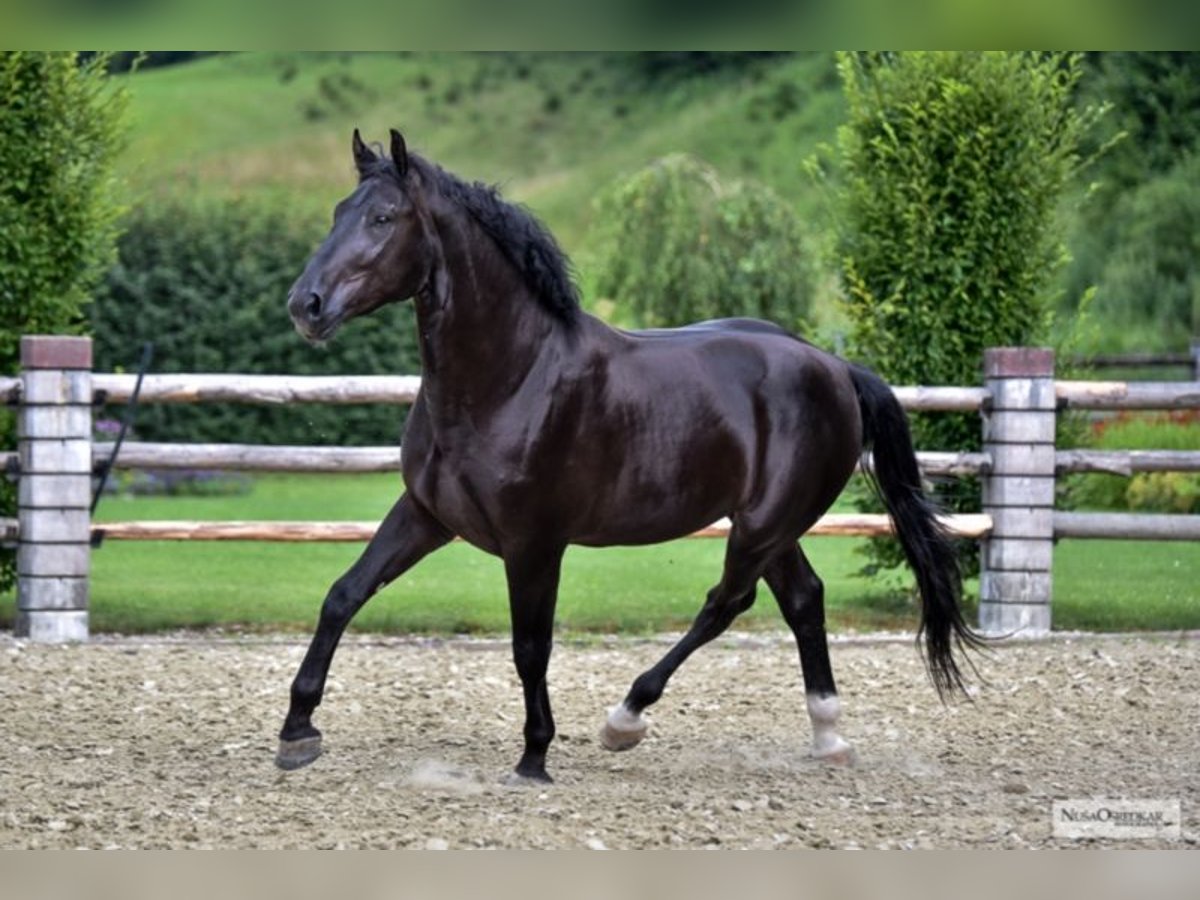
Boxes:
[91,198,422,447]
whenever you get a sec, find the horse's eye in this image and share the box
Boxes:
[373,214,393,226]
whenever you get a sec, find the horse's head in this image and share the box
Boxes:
[288,128,436,344]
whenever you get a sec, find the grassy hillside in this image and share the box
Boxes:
[114,51,1197,353]
[116,51,847,327]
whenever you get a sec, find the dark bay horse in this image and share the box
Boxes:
[277,129,982,782]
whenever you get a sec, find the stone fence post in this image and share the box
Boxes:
[979,347,1056,636]
[16,336,93,642]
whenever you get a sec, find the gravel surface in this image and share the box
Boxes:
[1,630,1196,849]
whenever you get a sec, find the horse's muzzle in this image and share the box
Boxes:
[288,288,337,344]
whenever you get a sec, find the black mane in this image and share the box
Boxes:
[363,154,581,323]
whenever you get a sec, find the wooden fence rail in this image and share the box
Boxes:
[1072,352,1194,367]
[91,373,422,406]
[1055,381,1200,410]
[1056,450,1200,476]
[90,514,997,544]
[1054,512,1200,541]
[87,374,994,413]
[9,336,1199,643]
[95,442,404,473]
[1069,346,1199,377]
[91,443,994,478]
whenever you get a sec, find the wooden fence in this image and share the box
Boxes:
[7,336,1199,642]
[1069,342,1200,380]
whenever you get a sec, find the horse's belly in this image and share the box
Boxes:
[568,490,733,548]
[571,518,718,548]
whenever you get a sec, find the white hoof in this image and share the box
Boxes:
[599,705,648,752]
[807,692,854,766]
[812,736,857,767]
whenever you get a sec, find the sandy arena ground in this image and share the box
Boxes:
[0,630,1196,849]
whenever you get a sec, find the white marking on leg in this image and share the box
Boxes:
[807,692,854,763]
[599,703,648,751]
[607,704,644,732]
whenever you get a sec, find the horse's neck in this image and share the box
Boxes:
[413,210,562,420]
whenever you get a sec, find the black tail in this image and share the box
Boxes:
[848,364,985,699]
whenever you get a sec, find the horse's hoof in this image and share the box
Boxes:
[276,734,323,770]
[812,738,856,767]
[599,705,648,752]
[501,770,553,787]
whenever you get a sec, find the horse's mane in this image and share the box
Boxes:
[363,154,581,323]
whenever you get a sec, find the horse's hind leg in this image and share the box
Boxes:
[276,494,450,770]
[599,530,770,752]
[763,544,855,765]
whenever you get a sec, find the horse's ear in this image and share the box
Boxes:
[390,128,409,178]
[352,128,376,175]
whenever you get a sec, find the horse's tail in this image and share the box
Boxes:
[848,363,985,699]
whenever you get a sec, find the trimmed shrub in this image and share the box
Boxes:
[592,154,814,331]
[830,51,1103,575]
[0,52,128,592]
[90,198,422,447]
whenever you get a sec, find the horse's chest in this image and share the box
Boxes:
[404,445,530,555]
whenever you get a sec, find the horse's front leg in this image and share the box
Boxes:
[276,493,451,770]
[503,544,566,784]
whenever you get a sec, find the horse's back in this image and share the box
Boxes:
[612,317,848,408]
[554,316,863,543]
[620,316,802,343]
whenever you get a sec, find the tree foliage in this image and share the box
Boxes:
[831,51,1102,575]
[1063,52,1200,348]
[835,51,1100,390]
[0,51,128,592]
[1077,52,1200,205]
[0,52,128,374]
[1086,153,1200,347]
[592,153,814,332]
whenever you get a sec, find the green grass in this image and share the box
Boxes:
[76,474,914,635]
[1052,540,1200,631]
[4,473,1194,636]
[119,53,844,231]
[114,52,851,333]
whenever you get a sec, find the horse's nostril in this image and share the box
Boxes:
[305,292,323,320]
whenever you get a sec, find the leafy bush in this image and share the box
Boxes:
[1061,53,1200,350]
[829,51,1103,575]
[834,51,1100,391]
[90,198,422,447]
[1063,412,1200,514]
[1075,52,1200,212]
[1083,154,1200,350]
[592,154,814,331]
[1127,473,1200,514]
[0,51,128,591]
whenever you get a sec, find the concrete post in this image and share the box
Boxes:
[16,336,93,642]
[979,347,1056,637]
